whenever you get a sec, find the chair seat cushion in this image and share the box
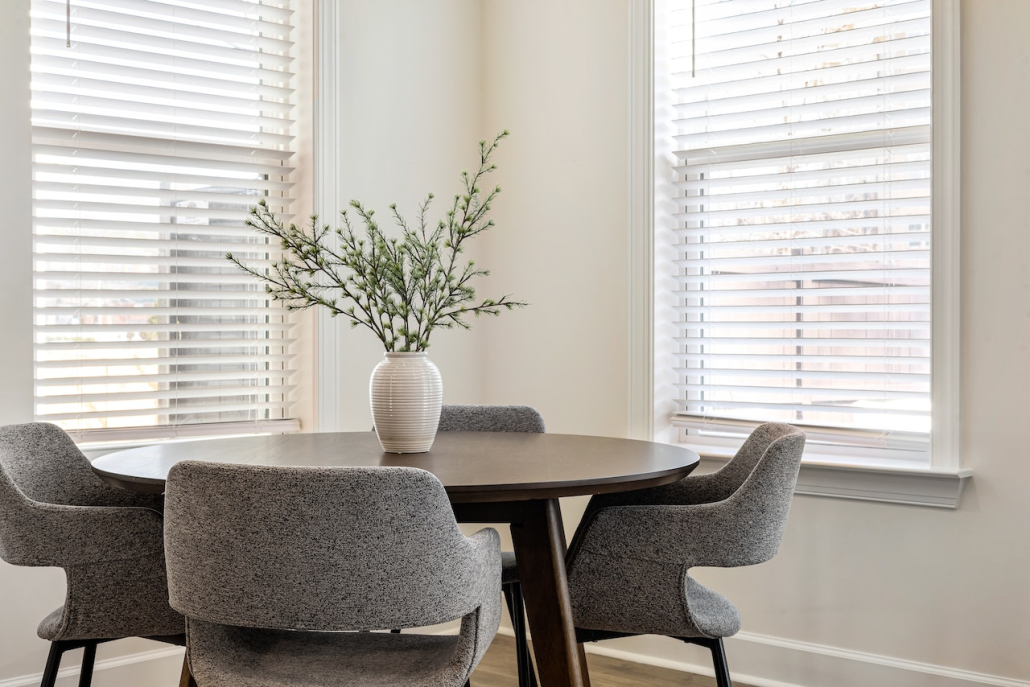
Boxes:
[187,620,475,687]
[37,599,184,643]
[501,551,519,585]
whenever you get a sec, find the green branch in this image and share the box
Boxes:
[228,131,525,352]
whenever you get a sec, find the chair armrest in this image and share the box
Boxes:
[576,500,780,569]
[76,476,165,512]
[16,502,165,568]
[586,472,736,512]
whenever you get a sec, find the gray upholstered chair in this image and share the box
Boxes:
[566,423,806,687]
[163,462,501,687]
[0,422,185,687]
[438,404,544,687]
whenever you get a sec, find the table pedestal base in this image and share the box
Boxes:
[509,499,592,687]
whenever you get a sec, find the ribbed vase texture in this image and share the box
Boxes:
[370,352,443,453]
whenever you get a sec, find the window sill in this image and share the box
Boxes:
[696,454,972,509]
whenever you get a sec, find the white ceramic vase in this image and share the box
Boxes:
[369,352,443,453]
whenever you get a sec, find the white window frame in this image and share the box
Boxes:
[631,0,969,508]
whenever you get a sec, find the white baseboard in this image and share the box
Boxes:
[0,646,184,687]
[7,626,1024,687]
[497,626,1029,687]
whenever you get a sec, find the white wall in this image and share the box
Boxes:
[474,1,1030,685]
[478,0,631,440]
[328,0,490,430]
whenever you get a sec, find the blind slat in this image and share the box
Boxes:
[39,402,291,422]
[37,338,298,351]
[32,183,291,209]
[674,215,931,238]
[33,145,295,176]
[36,0,292,35]
[33,127,293,163]
[36,288,286,300]
[32,7,292,54]
[675,354,930,365]
[31,37,292,85]
[38,385,295,404]
[33,163,294,193]
[39,353,294,369]
[674,336,931,348]
[672,33,929,88]
[31,20,293,71]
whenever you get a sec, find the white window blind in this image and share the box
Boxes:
[666,0,932,463]
[30,0,298,442]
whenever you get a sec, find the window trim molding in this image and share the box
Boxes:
[930,0,962,472]
[628,0,655,442]
[632,0,969,507]
[697,454,971,509]
[314,0,343,432]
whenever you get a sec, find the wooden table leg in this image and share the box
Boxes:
[179,654,197,687]
[509,498,591,687]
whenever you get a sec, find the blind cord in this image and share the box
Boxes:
[691,0,695,78]
[66,0,71,48]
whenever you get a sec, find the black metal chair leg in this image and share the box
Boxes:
[515,584,538,687]
[709,638,732,687]
[503,582,537,687]
[40,643,64,687]
[77,642,98,687]
[502,585,526,685]
[679,636,732,687]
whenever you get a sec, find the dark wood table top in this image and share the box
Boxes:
[91,431,700,503]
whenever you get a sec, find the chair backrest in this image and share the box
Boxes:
[712,423,806,566]
[0,422,111,507]
[706,422,805,503]
[438,405,545,433]
[164,462,487,632]
[0,422,150,566]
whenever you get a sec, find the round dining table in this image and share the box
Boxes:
[92,431,700,687]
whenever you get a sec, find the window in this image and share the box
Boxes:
[655,0,958,468]
[30,0,298,442]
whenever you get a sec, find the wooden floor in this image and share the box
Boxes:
[471,635,754,687]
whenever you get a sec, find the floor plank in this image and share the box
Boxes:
[471,635,754,687]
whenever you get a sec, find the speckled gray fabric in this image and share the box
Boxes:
[579,422,792,517]
[185,620,481,687]
[0,422,184,641]
[438,405,546,434]
[437,404,545,587]
[567,423,805,639]
[164,463,501,687]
